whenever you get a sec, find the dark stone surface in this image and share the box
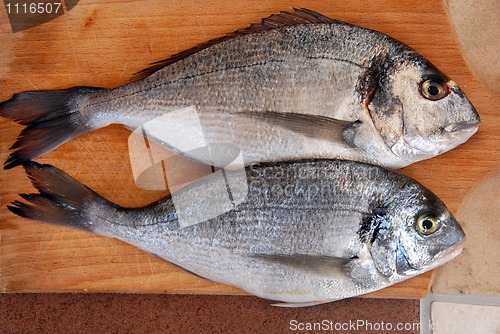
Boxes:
[0,294,419,333]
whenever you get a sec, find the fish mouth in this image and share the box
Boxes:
[396,236,465,275]
[389,104,479,158]
[429,235,466,269]
[443,120,480,134]
[436,120,479,151]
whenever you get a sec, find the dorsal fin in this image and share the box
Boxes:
[130,8,339,82]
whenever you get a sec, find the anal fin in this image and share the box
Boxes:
[271,300,333,308]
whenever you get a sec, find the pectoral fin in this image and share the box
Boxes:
[242,111,356,143]
[250,253,354,278]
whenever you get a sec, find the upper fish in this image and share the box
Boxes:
[0,9,479,169]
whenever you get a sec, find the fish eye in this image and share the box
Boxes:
[416,214,441,235]
[420,79,449,100]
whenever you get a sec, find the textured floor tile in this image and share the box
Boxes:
[431,302,500,333]
[433,171,500,295]
[0,294,420,334]
[448,0,500,93]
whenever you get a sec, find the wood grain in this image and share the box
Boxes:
[1,0,498,299]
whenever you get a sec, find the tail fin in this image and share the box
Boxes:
[0,87,104,169]
[7,161,116,232]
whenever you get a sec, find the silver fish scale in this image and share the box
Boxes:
[138,24,380,85]
[94,161,401,282]
[106,23,389,118]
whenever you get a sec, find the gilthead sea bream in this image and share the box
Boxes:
[0,9,479,169]
[8,160,465,306]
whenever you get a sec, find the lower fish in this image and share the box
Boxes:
[8,160,464,306]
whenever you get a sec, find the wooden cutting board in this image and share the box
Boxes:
[0,0,498,299]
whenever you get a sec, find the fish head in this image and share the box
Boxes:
[366,183,465,279]
[367,55,480,164]
[392,186,465,277]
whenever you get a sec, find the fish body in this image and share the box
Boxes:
[9,160,465,305]
[0,9,479,169]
